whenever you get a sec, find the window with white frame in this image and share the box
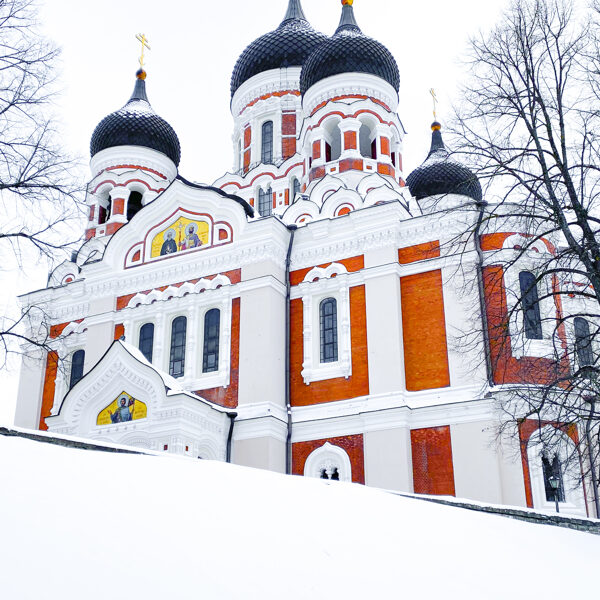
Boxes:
[261,121,273,164]
[138,322,154,363]
[519,271,543,340]
[574,317,594,368]
[526,426,587,516]
[202,308,220,373]
[304,442,352,482]
[169,316,187,378]
[258,187,272,217]
[296,263,352,384]
[69,349,85,389]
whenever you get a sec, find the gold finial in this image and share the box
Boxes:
[430,88,439,122]
[342,0,354,6]
[136,33,151,69]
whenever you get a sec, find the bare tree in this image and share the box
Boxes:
[446,0,600,514]
[0,0,83,370]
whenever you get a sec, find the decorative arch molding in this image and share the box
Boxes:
[126,274,232,309]
[281,198,320,226]
[503,233,553,256]
[76,237,108,266]
[321,188,363,218]
[309,175,346,207]
[303,263,348,284]
[304,442,352,482]
[49,260,79,288]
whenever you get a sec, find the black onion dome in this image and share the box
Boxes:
[90,70,181,166]
[300,0,399,94]
[230,0,327,97]
[406,123,482,202]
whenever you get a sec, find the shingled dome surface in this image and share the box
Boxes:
[90,73,181,166]
[300,2,399,94]
[230,0,327,97]
[406,124,482,203]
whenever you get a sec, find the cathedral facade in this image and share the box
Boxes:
[14,0,595,517]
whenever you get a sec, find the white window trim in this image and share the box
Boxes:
[527,426,587,517]
[298,264,352,384]
[304,442,352,482]
[501,241,558,359]
[123,282,234,390]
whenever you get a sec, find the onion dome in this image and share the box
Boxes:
[406,123,482,202]
[300,0,399,95]
[90,69,181,166]
[230,0,327,97]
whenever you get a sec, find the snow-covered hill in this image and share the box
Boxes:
[0,433,598,599]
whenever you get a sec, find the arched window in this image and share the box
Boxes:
[542,454,565,503]
[203,309,220,373]
[98,196,111,225]
[359,122,373,158]
[258,187,272,217]
[138,323,154,363]
[574,317,594,368]
[304,442,352,482]
[324,121,341,161]
[169,316,187,378]
[519,271,543,339]
[261,121,273,164]
[69,349,85,389]
[320,298,338,363]
[291,177,301,200]
[127,191,144,221]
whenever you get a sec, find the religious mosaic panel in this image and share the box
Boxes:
[97,391,147,426]
[150,216,210,258]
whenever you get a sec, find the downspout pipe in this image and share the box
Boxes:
[585,397,600,517]
[285,225,297,475]
[226,411,237,464]
[474,200,494,388]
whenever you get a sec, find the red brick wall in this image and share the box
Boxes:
[398,241,440,264]
[39,351,58,431]
[114,324,125,340]
[411,426,456,495]
[293,434,365,484]
[401,270,450,391]
[380,136,390,156]
[290,285,369,406]
[312,140,321,160]
[344,130,357,150]
[196,297,240,409]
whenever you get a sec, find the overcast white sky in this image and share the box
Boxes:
[0,0,511,424]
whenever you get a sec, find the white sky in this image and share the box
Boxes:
[0,0,511,424]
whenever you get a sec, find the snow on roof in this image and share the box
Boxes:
[1,433,599,599]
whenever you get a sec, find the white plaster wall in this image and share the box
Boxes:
[13,351,45,428]
[496,434,528,508]
[233,436,286,473]
[84,296,118,373]
[238,272,286,408]
[364,246,404,394]
[450,421,504,504]
[364,427,413,492]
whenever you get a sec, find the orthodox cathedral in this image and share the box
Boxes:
[13,0,595,517]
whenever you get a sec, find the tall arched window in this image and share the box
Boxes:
[291,177,301,199]
[127,191,144,221]
[169,316,187,378]
[69,349,85,389]
[203,309,221,373]
[258,187,272,217]
[519,271,543,339]
[574,317,594,367]
[261,121,273,164]
[324,120,341,161]
[320,298,338,363]
[138,323,154,363]
[359,123,373,158]
[542,454,565,502]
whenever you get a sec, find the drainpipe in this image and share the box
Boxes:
[285,225,297,475]
[585,397,600,517]
[474,200,494,388]
[226,412,237,464]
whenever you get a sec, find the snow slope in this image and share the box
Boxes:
[0,434,598,599]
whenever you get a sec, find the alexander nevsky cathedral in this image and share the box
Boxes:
[13,0,596,517]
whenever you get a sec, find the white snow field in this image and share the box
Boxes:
[0,433,599,600]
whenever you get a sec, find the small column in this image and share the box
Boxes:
[311,127,325,166]
[108,187,130,224]
[376,124,392,163]
[338,118,362,158]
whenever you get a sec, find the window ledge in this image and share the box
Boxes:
[302,359,351,384]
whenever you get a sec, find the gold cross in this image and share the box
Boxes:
[136,33,151,68]
[430,88,438,121]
